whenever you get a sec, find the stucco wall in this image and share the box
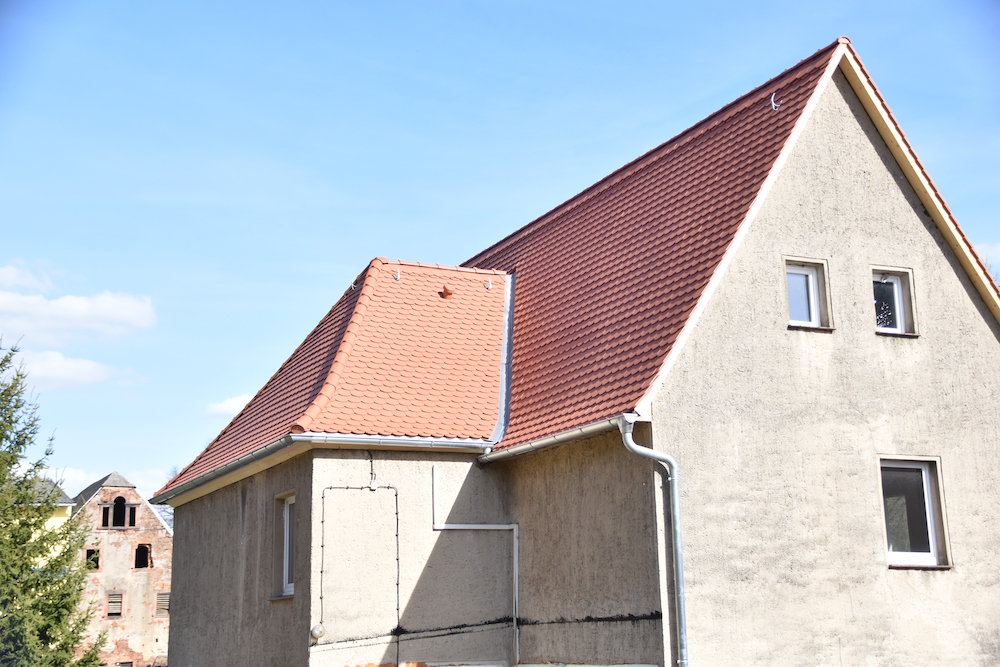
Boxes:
[650,69,1000,665]
[308,450,511,667]
[168,454,312,667]
[499,428,665,666]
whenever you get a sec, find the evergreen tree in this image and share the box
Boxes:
[0,345,102,667]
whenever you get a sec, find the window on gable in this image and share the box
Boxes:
[275,494,295,597]
[873,268,916,335]
[112,497,127,527]
[107,593,123,617]
[785,259,831,329]
[880,459,948,567]
[135,544,151,569]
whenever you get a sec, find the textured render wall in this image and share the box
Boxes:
[78,487,171,666]
[500,429,665,666]
[168,454,312,667]
[308,450,511,667]
[650,70,1000,666]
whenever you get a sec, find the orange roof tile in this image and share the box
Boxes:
[159,40,845,499]
[162,259,509,494]
[464,40,840,449]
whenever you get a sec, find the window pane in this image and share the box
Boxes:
[787,272,811,323]
[286,501,295,584]
[881,467,930,553]
[874,280,898,330]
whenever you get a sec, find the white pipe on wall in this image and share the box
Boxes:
[431,465,520,664]
[618,412,689,667]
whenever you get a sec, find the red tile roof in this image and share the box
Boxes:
[163,259,508,493]
[159,40,844,498]
[464,40,840,448]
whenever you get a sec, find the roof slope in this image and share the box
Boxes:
[463,41,841,448]
[162,259,509,494]
[73,471,135,507]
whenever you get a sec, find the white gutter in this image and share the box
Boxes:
[151,432,493,505]
[431,465,520,663]
[478,416,621,462]
[618,412,688,667]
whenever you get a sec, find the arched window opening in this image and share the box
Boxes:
[135,544,151,569]
[112,497,126,527]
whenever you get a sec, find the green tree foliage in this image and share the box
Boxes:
[0,345,102,667]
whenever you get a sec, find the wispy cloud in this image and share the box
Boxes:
[18,350,117,391]
[0,264,52,292]
[0,289,155,346]
[207,394,252,417]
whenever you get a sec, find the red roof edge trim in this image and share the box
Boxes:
[290,257,385,434]
[463,39,842,269]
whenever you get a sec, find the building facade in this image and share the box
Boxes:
[75,473,172,667]
[155,39,1000,667]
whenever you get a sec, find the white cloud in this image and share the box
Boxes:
[0,290,155,346]
[0,264,52,292]
[207,393,252,417]
[17,350,117,391]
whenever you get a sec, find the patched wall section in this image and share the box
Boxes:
[168,454,312,667]
[651,69,1000,665]
[500,429,664,666]
[308,450,511,667]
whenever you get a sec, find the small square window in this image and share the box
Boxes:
[872,268,916,335]
[156,592,170,617]
[784,259,831,328]
[880,459,947,567]
[85,548,100,570]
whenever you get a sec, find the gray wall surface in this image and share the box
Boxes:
[650,69,1000,666]
[500,428,665,666]
[168,454,312,667]
[308,450,513,667]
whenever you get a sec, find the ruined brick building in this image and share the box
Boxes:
[74,472,172,667]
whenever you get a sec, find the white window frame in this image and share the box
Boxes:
[785,262,824,327]
[879,459,944,567]
[281,496,295,596]
[873,273,905,334]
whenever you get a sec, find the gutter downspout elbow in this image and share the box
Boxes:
[618,412,689,667]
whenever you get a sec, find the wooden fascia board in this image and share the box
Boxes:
[837,48,1000,325]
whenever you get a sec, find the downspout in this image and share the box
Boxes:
[618,412,688,667]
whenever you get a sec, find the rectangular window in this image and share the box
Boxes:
[107,593,123,617]
[135,544,151,569]
[282,496,295,596]
[880,459,947,567]
[85,549,100,570]
[101,507,110,528]
[784,258,831,328]
[873,268,916,334]
[156,592,170,617]
[128,506,137,527]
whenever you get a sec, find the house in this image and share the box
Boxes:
[75,472,172,667]
[152,38,1000,666]
[38,478,76,530]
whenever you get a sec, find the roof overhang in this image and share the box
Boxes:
[151,432,493,507]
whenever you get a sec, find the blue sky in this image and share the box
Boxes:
[1,1,997,499]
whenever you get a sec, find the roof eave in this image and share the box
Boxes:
[152,432,494,507]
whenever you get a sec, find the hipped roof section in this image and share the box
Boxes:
[163,259,509,494]
[464,40,841,448]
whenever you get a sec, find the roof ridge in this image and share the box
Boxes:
[463,39,842,268]
[290,257,385,434]
[384,259,507,275]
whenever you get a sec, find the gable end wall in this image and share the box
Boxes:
[650,70,1000,665]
